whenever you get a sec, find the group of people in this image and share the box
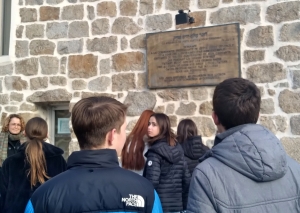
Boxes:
[121,110,209,212]
[0,77,299,213]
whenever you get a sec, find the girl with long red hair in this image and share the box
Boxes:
[121,110,154,175]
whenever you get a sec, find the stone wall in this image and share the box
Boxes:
[0,0,300,161]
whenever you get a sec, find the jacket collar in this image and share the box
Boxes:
[213,124,248,146]
[200,124,259,161]
[19,141,64,157]
[181,136,209,160]
[8,138,20,146]
[67,149,119,169]
[147,138,182,164]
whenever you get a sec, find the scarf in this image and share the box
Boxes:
[0,132,27,166]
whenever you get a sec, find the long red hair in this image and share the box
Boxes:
[121,110,154,170]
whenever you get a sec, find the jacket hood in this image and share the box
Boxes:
[146,139,182,164]
[180,136,209,160]
[204,124,287,182]
[20,141,64,158]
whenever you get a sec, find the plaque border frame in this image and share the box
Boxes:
[146,23,241,89]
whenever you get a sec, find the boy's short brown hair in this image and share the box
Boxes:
[71,96,127,149]
[213,78,261,130]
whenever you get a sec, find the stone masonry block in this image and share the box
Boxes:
[46,22,68,39]
[15,58,38,76]
[68,54,98,78]
[210,4,260,25]
[26,24,44,39]
[40,6,60,21]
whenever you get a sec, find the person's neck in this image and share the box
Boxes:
[80,147,120,155]
[216,125,226,134]
[88,146,106,150]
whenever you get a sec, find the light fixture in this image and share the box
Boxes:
[175,10,195,25]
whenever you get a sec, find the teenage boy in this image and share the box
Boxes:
[25,96,163,213]
[187,78,300,213]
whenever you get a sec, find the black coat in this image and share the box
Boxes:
[0,167,4,213]
[0,142,67,213]
[180,136,209,174]
[143,139,191,212]
[7,138,21,158]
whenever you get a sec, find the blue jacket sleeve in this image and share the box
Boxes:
[152,190,163,213]
[24,200,34,213]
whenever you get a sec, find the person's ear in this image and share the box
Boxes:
[212,111,220,126]
[106,129,116,146]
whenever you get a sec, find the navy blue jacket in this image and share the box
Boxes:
[25,149,162,213]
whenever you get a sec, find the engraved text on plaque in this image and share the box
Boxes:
[146,23,241,89]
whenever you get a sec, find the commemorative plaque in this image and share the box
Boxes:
[146,23,241,89]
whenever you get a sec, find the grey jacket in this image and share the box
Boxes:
[187,124,300,213]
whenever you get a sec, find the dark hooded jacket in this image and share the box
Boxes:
[143,139,191,212]
[187,124,300,213]
[0,142,66,213]
[180,136,209,174]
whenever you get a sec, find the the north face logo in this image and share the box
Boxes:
[122,194,145,207]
